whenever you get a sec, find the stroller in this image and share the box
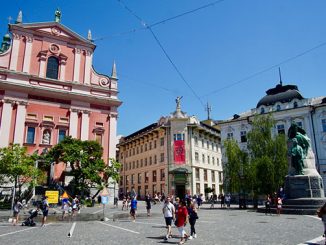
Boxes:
[22,208,38,226]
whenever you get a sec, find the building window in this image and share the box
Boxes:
[160,137,164,146]
[212,157,215,165]
[132,161,135,169]
[154,140,157,148]
[202,139,204,148]
[138,173,142,184]
[120,176,123,186]
[227,132,233,139]
[136,160,139,168]
[194,137,198,146]
[207,156,210,164]
[154,155,157,164]
[140,159,143,168]
[293,101,298,108]
[195,152,199,162]
[260,107,265,114]
[26,127,35,144]
[240,131,247,143]
[202,154,205,163]
[145,172,149,183]
[149,142,152,150]
[152,170,157,182]
[145,158,148,166]
[196,183,200,194]
[276,104,281,111]
[195,168,200,181]
[160,169,165,181]
[95,133,102,145]
[212,171,215,182]
[322,119,326,132]
[46,56,59,79]
[219,172,223,183]
[58,129,66,143]
[217,158,220,166]
[149,156,152,165]
[174,133,184,141]
[204,170,207,181]
[277,124,285,134]
[160,153,164,162]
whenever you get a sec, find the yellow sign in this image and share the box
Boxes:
[45,190,59,204]
[61,191,69,199]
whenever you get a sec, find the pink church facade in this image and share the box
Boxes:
[0,11,122,184]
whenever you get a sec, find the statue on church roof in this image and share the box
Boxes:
[54,8,61,23]
[176,96,183,110]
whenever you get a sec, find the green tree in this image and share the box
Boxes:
[223,139,249,194]
[46,137,121,198]
[247,114,288,195]
[0,144,42,198]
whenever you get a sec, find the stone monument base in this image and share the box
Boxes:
[282,175,326,214]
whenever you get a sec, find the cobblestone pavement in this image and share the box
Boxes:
[0,203,324,245]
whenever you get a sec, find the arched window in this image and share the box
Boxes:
[46,56,59,79]
[260,107,265,114]
[276,105,281,111]
[293,101,298,108]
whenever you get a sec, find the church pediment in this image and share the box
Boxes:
[9,22,95,48]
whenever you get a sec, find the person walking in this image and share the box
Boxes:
[187,202,198,240]
[130,197,137,222]
[41,196,49,227]
[225,193,231,209]
[12,199,23,226]
[265,194,272,215]
[162,196,175,241]
[145,193,152,216]
[175,200,189,245]
[220,193,225,208]
[317,202,326,242]
[276,197,282,216]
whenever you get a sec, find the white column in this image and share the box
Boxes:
[9,33,21,71]
[39,52,47,78]
[13,102,27,145]
[22,36,33,73]
[109,113,118,158]
[207,169,212,188]
[84,50,92,85]
[59,59,67,81]
[69,109,79,138]
[0,100,13,147]
[73,48,81,82]
[192,167,196,194]
[199,168,204,197]
[80,111,90,140]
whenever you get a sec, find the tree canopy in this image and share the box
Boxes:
[46,136,121,197]
[223,114,288,197]
[0,144,43,197]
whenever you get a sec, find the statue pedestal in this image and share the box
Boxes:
[285,175,324,198]
[282,175,326,214]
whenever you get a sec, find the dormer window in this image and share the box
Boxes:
[260,107,265,114]
[46,56,59,79]
[293,101,298,108]
[276,105,281,111]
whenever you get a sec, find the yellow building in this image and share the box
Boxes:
[118,99,222,199]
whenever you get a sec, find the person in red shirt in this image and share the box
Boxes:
[176,200,189,245]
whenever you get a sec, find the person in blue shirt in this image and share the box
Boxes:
[130,197,137,222]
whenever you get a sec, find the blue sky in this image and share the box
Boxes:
[1,0,326,136]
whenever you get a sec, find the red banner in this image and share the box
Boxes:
[174,140,185,164]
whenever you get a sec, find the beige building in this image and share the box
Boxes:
[118,99,222,199]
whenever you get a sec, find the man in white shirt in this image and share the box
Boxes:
[162,196,175,241]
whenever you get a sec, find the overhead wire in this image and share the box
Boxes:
[201,40,326,98]
[116,0,205,107]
